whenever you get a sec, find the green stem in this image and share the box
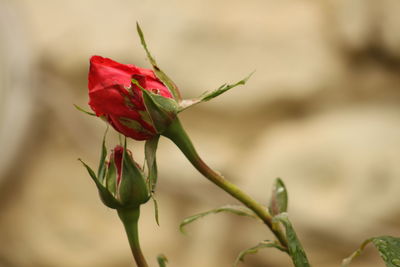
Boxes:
[163,119,288,251]
[117,208,149,267]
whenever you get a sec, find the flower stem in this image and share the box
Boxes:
[163,119,288,251]
[117,208,149,267]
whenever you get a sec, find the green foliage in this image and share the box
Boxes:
[179,205,257,234]
[273,213,310,267]
[342,236,400,267]
[234,240,286,266]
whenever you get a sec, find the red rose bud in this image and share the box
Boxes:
[88,55,178,140]
[80,144,149,209]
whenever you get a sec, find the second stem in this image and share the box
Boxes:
[163,119,288,250]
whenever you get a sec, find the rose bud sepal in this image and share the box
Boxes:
[178,72,253,112]
[136,22,182,102]
[79,159,121,209]
[117,141,150,207]
[78,134,120,208]
[80,138,150,209]
[133,79,178,134]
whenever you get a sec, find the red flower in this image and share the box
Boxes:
[88,55,173,140]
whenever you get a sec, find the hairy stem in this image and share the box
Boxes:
[163,119,288,251]
[117,208,149,267]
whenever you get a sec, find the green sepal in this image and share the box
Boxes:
[74,104,96,116]
[138,110,153,126]
[179,205,257,234]
[273,213,310,267]
[97,129,108,183]
[79,159,120,209]
[342,236,400,267]
[178,72,254,112]
[152,196,160,226]
[269,178,288,216]
[105,155,117,196]
[234,240,287,267]
[157,254,168,267]
[118,140,150,207]
[145,136,161,225]
[136,22,182,101]
[141,88,178,133]
[145,135,159,193]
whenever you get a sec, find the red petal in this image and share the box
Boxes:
[89,56,140,92]
[108,115,156,141]
[112,145,124,185]
[89,86,142,116]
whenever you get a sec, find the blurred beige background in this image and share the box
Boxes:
[1,0,400,266]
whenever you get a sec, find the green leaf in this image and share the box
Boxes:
[178,72,254,112]
[136,22,182,101]
[372,237,400,267]
[145,135,159,193]
[179,205,257,234]
[74,104,96,116]
[273,213,310,267]
[157,254,168,267]
[269,178,288,216]
[342,236,400,267]
[234,240,287,267]
[79,159,120,209]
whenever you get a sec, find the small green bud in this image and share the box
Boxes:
[81,143,150,209]
[114,145,149,206]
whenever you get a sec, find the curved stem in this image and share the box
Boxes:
[163,119,288,251]
[117,208,149,267]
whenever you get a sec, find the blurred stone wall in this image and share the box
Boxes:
[1,0,400,266]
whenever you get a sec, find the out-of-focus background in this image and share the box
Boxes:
[1,0,400,266]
